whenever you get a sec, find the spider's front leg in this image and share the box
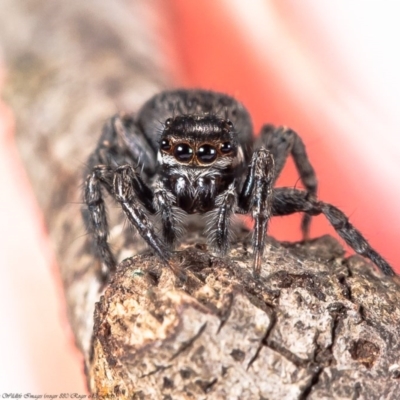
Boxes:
[237,148,275,275]
[84,163,175,279]
[113,165,171,263]
[83,114,179,278]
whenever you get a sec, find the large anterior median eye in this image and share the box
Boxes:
[174,143,193,162]
[197,144,217,164]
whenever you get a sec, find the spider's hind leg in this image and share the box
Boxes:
[272,187,395,277]
[87,113,157,174]
[257,125,317,238]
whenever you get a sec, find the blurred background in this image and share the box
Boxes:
[1,0,399,393]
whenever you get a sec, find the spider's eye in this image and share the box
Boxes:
[220,142,232,154]
[197,144,217,164]
[174,143,193,162]
[161,139,171,151]
[165,118,172,127]
[222,120,233,132]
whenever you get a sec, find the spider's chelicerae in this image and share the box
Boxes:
[83,89,395,278]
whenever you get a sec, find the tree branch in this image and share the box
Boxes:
[1,1,399,399]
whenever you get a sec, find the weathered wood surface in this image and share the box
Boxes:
[0,0,169,361]
[1,1,399,399]
[90,233,400,399]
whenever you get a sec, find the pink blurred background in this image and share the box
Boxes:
[1,0,399,393]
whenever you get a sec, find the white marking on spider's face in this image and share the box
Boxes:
[157,152,182,167]
[237,146,244,164]
[212,144,245,169]
[157,151,163,164]
[181,168,222,181]
[175,176,187,194]
[213,157,234,169]
[229,145,244,168]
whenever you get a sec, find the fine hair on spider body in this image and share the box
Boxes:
[82,89,395,279]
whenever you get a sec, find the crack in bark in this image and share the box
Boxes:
[170,322,207,361]
[352,382,362,400]
[246,311,276,371]
[338,274,352,301]
[301,301,347,398]
[217,292,234,334]
[140,364,172,379]
[265,339,310,369]
[195,377,218,394]
[299,366,323,400]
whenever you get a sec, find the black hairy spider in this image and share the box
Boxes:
[83,89,395,278]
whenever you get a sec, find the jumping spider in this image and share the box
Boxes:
[83,89,395,278]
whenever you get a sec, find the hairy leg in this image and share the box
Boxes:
[238,148,275,275]
[87,113,157,174]
[113,165,170,263]
[152,182,182,246]
[272,187,395,276]
[257,125,317,238]
[206,182,237,255]
[83,165,117,277]
[83,115,164,277]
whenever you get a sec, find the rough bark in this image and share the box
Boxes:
[89,233,400,399]
[1,1,399,399]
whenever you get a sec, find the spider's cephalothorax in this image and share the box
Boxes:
[158,115,245,214]
[83,89,395,278]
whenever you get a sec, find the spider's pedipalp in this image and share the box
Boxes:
[205,182,237,255]
[153,181,184,247]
